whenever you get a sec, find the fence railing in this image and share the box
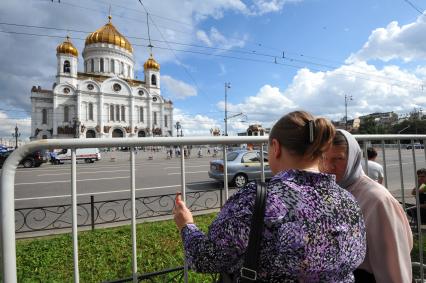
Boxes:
[15,190,228,234]
[1,135,426,282]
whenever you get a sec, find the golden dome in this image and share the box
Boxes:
[144,54,160,71]
[85,16,133,53]
[56,36,78,57]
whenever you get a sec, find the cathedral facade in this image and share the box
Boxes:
[30,16,173,140]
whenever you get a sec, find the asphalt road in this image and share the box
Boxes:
[8,148,426,208]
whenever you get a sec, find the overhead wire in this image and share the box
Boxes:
[35,0,406,84]
[24,0,426,89]
[402,0,424,15]
[1,21,424,91]
[1,28,424,92]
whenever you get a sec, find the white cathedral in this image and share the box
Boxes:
[30,16,173,140]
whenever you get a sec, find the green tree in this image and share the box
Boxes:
[358,117,378,134]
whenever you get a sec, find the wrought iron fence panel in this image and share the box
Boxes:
[15,189,223,233]
[103,266,219,283]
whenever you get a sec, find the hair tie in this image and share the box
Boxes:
[308,120,315,143]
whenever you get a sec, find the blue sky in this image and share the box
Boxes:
[0,0,425,138]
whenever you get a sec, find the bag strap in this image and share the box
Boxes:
[240,182,267,282]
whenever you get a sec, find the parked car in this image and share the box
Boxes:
[0,150,45,168]
[406,143,424,150]
[208,150,272,188]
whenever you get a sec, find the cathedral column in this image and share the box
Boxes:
[147,97,152,136]
[130,96,134,136]
[99,94,104,138]
[52,94,58,136]
[160,104,164,136]
[76,92,81,121]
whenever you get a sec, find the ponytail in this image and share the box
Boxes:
[269,111,335,160]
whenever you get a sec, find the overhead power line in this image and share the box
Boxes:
[1,21,424,89]
[1,28,424,91]
[36,0,364,78]
[402,0,424,15]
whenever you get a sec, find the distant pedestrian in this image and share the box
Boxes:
[361,147,384,184]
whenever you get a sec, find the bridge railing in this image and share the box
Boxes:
[1,135,426,282]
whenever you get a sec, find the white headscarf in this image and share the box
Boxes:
[337,129,363,188]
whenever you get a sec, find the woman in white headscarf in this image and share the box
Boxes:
[321,129,413,283]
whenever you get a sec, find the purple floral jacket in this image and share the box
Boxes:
[181,169,366,282]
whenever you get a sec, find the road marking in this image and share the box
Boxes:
[16,161,210,173]
[38,170,130,176]
[15,181,218,201]
[168,171,207,175]
[164,165,209,169]
[15,176,130,186]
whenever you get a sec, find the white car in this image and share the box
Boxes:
[55,148,101,164]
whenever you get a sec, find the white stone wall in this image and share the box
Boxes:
[82,44,134,79]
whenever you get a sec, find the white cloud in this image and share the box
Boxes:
[173,108,221,136]
[219,61,425,130]
[196,27,247,50]
[161,75,197,99]
[196,30,212,46]
[250,0,301,15]
[217,84,297,131]
[219,64,227,76]
[348,14,426,63]
[0,111,31,141]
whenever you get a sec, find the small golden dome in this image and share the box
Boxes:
[56,36,78,57]
[85,16,133,53]
[144,54,160,71]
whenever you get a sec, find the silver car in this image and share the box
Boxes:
[208,150,272,188]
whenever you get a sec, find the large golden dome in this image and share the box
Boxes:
[144,54,160,71]
[85,16,133,53]
[56,36,78,57]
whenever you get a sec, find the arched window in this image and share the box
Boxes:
[84,61,87,72]
[63,60,71,73]
[128,65,131,77]
[116,105,120,121]
[151,74,157,85]
[100,58,104,72]
[139,107,144,122]
[121,62,124,75]
[64,106,69,122]
[88,103,94,120]
[90,59,94,72]
[110,105,114,121]
[110,60,115,73]
[42,109,47,124]
[164,115,168,127]
[121,105,125,121]
[153,112,157,125]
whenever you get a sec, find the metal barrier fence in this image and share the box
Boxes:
[15,190,228,234]
[1,135,426,282]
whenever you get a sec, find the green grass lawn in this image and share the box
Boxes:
[16,213,218,283]
[14,213,426,282]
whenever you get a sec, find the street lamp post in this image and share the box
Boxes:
[72,117,80,138]
[175,121,183,137]
[345,94,353,130]
[12,124,21,149]
[224,82,231,136]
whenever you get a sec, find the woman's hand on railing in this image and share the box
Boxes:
[173,192,194,231]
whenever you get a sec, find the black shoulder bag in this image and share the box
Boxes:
[217,182,267,283]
